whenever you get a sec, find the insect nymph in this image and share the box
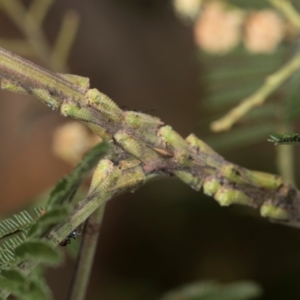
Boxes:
[268,133,300,145]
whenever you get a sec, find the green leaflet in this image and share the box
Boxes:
[1,269,25,282]
[0,248,15,267]
[0,210,34,239]
[14,240,62,266]
[268,133,300,145]
[0,269,53,300]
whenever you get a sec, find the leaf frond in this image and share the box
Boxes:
[268,133,300,145]
[0,210,35,239]
[0,233,27,266]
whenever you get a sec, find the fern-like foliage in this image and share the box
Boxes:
[0,208,44,266]
[0,210,35,239]
[268,133,300,145]
[0,141,109,300]
[0,268,53,300]
[199,46,287,151]
[0,233,28,266]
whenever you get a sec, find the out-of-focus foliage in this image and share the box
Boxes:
[160,281,262,300]
[0,141,109,299]
[183,0,300,152]
[199,46,286,151]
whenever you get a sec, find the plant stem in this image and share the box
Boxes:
[2,47,300,300]
[0,46,87,105]
[210,51,300,132]
[1,0,53,67]
[275,123,296,186]
[268,0,300,31]
[27,0,55,26]
[67,205,106,300]
[50,10,80,72]
[1,0,78,72]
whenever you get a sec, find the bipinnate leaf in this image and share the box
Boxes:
[0,274,53,300]
[14,240,62,266]
[0,210,34,239]
[0,277,23,297]
[27,275,53,300]
[207,122,274,151]
[200,46,285,150]
[0,269,24,282]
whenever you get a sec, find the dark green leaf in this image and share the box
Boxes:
[26,275,53,300]
[0,274,53,300]
[0,269,25,283]
[14,240,62,266]
[28,207,70,238]
[0,277,24,295]
[49,177,68,198]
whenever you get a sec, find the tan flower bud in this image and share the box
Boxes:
[194,1,243,54]
[173,0,202,21]
[244,9,285,54]
[52,121,101,165]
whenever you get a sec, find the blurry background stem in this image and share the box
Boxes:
[210,50,300,132]
[1,0,53,66]
[275,123,296,186]
[67,205,106,300]
[0,0,80,72]
[268,0,300,31]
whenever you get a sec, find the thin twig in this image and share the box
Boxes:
[1,0,79,72]
[67,205,105,300]
[1,0,53,67]
[51,10,80,72]
[27,0,54,26]
[211,51,300,132]
[276,144,295,185]
[275,123,296,186]
[268,0,300,31]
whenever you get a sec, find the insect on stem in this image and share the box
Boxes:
[60,229,80,246]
